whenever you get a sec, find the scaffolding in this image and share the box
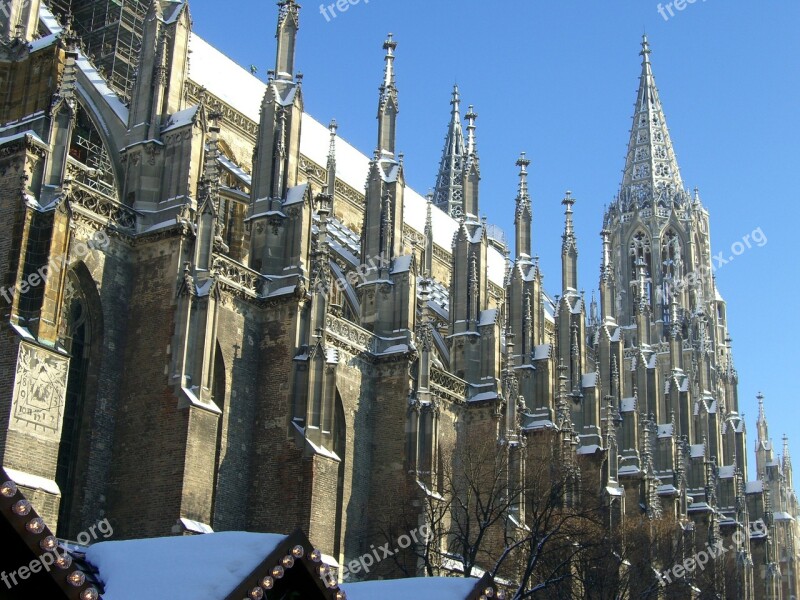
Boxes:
[47,0,149,103]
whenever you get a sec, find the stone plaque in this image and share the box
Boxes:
[9,341,69,440]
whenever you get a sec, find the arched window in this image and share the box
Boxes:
[56,267,101,538]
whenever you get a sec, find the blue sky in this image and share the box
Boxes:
[188,0,800,478]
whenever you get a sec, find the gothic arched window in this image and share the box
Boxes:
[56,267,101,539]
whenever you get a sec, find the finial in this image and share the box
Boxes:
[450,84,460,111]
[640,34,651,64]
[516,152,531,199]
[465,105,478,158]
[380,33,398,94]
[562,190,575,212]
[384,32,397,53]
[562,191,576,238]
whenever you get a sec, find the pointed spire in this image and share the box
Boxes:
[619,35,686,211]
[465,104,478,159]
[275,0,301,78]
[757,392,766,425]
[377,34,399,157]
[326,119,338,198]
[562,191,575,240]
[561,191,578,292]
[783,434,792,469]
[424,192,434,278]
[514,153,532,260]
[199,113,222,219]
[433,85,466,217]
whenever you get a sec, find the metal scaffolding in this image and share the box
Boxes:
[46,0,149,103]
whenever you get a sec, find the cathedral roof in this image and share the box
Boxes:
[186,34,509,287]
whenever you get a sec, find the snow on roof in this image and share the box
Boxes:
[581,372,598,388]
[479,308,499,327]
[469,391,498,402]
[577,444,601,455]
[657,423,674,438]
[162,105,200,132]
[178,517,214,534]
[28,32,59,53]
[85,532,286,600]
[2,466,61,496]
[187,33,506,287]
[189,34,265,122]
[621,397,636,413]
[718,465,735,479]
[391,254,413,274]
[690,444,706,459]
[162,1,187,24]
[746,480,764,494]
[76,53,129,124]
[217,152,252,187]
[284,182,308,206]
[342,577,480,600]
[533,344,551,361]
[0,130,46,147]
[39,4,62,34]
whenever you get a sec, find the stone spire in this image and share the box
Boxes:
[462,104,480,219]
[326,119,337,199]
[377,33,399,157]
[465,105,478,160]
[619,35,686,211]
[514,153,533,262]
[561,191,578,292]
[783,434,793,489]
[424,193,434,278]
[433,85,466,217]
[599,228,615,321]
[275,0,300,78]
[755,393,774,478]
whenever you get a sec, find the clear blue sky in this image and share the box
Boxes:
[188,0,800,479]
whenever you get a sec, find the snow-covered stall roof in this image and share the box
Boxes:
[342,577,481,600]
[187,34,506,287]
[85,532,286,600]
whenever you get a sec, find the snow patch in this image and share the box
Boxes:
[86,532,286,600]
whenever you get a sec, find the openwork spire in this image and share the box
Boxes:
[619,35,687,211]
[433,85,466,217]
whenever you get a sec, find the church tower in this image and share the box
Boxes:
[603,37,744,552]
